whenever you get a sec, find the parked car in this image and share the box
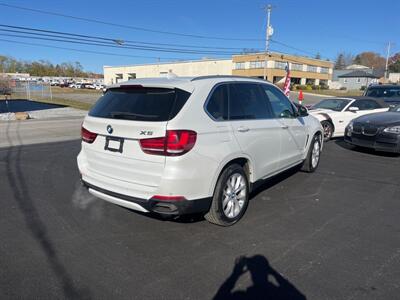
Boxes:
[94,84,106,90]
[363,84,400,104]
[85,84,96,89]
[59,82,69,88]
[77,76,323,226]
[344,104,400,153]
[308,97,389,141]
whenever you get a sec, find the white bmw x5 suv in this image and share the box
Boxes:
[77,76,323,226]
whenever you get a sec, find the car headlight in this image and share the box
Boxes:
[347,121,354,132]
[383,126,400,134]
[346,121,354,136]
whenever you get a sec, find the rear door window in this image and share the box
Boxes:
[89,87,190,121]
[229,83,273,120]
[206,84,229,120]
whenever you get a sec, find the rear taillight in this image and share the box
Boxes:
[139,130,197,156]
[81,126,97,144]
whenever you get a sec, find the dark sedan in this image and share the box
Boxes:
[344,105,400,153]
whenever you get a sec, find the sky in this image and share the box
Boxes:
[0,0,399,73]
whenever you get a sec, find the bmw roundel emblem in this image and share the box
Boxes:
[106,125,113,134]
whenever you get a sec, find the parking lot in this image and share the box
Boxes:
[0,136,399,299]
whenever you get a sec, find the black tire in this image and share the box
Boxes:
[301,134,322,173]
[321,120,333,142]
[204,164,249,226]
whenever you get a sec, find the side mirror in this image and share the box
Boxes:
[297,105,309,117]
[349,106,359,112]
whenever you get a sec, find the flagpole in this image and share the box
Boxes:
[263,4,272,81]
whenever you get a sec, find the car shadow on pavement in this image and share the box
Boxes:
[214,255,307,300]
[250,166,300,200]
[123,166,302,225]
[3,118,91,299]
[334,138,400,157]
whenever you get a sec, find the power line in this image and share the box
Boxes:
[0,38,188,60]
[270,39,324,59]
[0,24,246,56]
[0,31,236,56]
[0,5,331,59]
[0,2,265,42]
[0,24,256,51]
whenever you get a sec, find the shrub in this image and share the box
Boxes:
[305,85,313,91]
[360,86,366,91]
[340,87,347,90]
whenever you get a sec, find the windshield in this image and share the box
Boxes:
[311,98,351,111]
[365,86,400,98]
[89,87,190,121]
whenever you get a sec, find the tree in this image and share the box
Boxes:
[352,52,386,69]
[388,52,400,73]
[334,52,354,69]
[334,53,346,69]
[0,54,102,77]
[343,53,355,66]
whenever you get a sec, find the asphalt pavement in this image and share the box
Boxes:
[0,117,83,148]
[0,137,399,300]
[290,91,332,106]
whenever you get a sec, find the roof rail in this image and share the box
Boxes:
[190,75,269,82]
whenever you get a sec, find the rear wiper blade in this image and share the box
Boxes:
[110,112,158,119]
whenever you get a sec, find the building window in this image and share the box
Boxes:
[291,63,303,71]
[249,61,265,69]
[234,62,246,70]
[115,73,123,83]
[320,67,329,74]
[127,73,136,80]
[307,65,318,73]
[344,78,348,83]
[356,78,361,83]
[306,78,315,85]
[274,61,287,70]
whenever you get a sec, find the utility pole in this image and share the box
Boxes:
[385,42,391,80]
[263,4,272,81]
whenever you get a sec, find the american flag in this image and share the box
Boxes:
[283,62,291,97]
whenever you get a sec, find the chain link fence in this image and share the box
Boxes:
[9,80,53,102]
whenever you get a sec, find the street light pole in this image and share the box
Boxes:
[263,4,272,81]
[385,41,391,80]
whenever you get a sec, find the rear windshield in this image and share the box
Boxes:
[89,87,190,121]
[365,86,400,98]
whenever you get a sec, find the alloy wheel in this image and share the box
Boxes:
[222,173,247,218]
[311,140,320,168]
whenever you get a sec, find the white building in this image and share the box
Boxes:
[104,59,232,85]
[389,73,400,83]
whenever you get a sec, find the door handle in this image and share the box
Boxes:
[237,126,250,133]
[281,125,289,129]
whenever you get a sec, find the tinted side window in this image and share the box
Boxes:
[229,83,272,120]
[349,100,381,110]
[206,84,229,120]
[261,85,295,118]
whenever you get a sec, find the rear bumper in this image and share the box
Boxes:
[344,129,400,153]
[82,180,212,216]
